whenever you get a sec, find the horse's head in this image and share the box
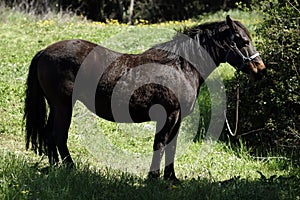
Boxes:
[223,15,266,80]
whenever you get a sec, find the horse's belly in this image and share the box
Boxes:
[93,91,151,123]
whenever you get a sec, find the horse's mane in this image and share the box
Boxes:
[145,21,227,70]
[183,20,250,38]
[181,21,226,38]
[145,19,251,68]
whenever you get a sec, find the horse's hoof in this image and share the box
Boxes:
[164,175,180,184]
[39,166,51,174]
[171,177,180,185]
[148,171,160,180]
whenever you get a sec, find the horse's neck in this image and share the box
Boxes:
[181,35,223,80]
[197,34,223,67]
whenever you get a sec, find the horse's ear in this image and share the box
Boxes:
[226,15,236,33]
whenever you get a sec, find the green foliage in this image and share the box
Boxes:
[226,0,300,157]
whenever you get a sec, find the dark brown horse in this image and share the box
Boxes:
[24,16,265,181]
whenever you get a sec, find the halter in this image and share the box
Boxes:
[226,41,260,73]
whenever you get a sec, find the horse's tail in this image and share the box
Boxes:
[24,50,47,155]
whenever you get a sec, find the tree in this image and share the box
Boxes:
[128,0,135,24]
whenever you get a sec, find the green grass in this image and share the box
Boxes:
[0,7,299,200]
[1,144,299,200]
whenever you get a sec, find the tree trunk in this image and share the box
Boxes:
[117,0,124,22]
[128,0,135,24]
[222,0,228,10]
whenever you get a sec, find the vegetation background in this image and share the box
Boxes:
[2,0,252,23]
[0,0,299,199]
[225,0,300,160]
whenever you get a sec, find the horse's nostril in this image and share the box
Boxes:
[254,61,266,70]
[261,68,267,75]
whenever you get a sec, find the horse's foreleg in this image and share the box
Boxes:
[164,116,180,181]
[148,110,181,180]
[52,105,74,168]
[148,124,165,179]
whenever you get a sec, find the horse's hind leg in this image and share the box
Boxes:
[51,105,74,168]
[45,109,59,165]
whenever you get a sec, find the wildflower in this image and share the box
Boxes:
[21,190,29,195]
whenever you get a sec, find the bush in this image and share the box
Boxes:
[225,0,300,158]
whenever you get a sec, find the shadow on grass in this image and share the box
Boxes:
[1,154,299,200]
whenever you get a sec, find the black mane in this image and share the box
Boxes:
[147,20,229,68]
[147,19,252,68]
[181,20,251,40]
[180,21,226,39]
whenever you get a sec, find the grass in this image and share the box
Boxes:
[0,6,299,200]
[1,144,299,200]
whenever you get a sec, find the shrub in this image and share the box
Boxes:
[225,0,300,158]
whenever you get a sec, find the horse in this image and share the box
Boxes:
[24,15,266,181]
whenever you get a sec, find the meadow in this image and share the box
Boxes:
[0,7,299,199]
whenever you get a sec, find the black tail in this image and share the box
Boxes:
[24,50,47,155]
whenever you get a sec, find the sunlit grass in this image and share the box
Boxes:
[1,143,299,200]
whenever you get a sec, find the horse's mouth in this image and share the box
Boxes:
[249,61,266,81]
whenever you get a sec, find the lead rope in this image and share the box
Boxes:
[224,39,260,137]
[225,71,240,137]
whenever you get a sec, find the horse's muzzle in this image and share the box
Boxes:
[251,60,266,81]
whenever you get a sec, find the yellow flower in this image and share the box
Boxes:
[106,19,120,25]
[21,190,29,195]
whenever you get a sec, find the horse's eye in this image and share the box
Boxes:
[234,34,240,40]
[244,39,250,45]
[234,34,243,41]
[235,34,250,46]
